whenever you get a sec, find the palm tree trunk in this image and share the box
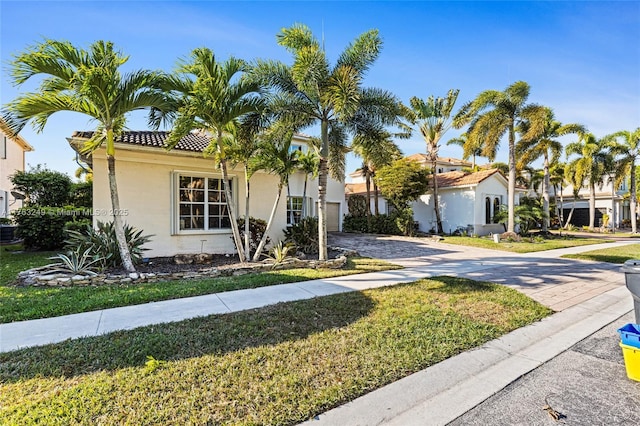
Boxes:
[287,184,294,225]
[365,170,372,230]
[107,154,136,273]
[432,159,443,233]
[373,181,380,215]
[542,154,550,233]
[243,165,251,260]
[253,183,284,261]
[631,161,637,233]
[317,120,329,261]
[302,175,308,218]
[589,183,596,229]
[220,159,246,263]
[507,123,516,233]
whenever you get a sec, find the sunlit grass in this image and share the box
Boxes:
[439,235,610,253]
[0,276,551,425]
[561,243,640,264]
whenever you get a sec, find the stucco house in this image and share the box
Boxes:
[68,131,344,257]
[346,155,524,236]
[0,117,33,218]
[556,175,627,228]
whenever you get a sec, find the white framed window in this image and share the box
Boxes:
[287,196,311,225]
[174,173,234,233]
[288,144,306,154]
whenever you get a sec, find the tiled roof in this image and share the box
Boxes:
[71,130,210,152]
[437,169,502,188]
[0,117,34,151]
[405,153,472,166]
[345,182,369,195]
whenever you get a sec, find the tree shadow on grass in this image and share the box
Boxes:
[0,291,375,383]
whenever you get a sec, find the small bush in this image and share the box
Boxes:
[284,216,318,254]
[236,217,270,257]
[347,194,369,217]
[392,208,415,236]
[343,214,401,235]
[343,215,369,233]
[13,206,90,250]
[64,221,152,268]
[64,218,92,235]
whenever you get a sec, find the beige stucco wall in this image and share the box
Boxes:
[91,144,345,257]
[0,130,31,217]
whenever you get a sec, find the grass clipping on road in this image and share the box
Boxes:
[0,277,551,425]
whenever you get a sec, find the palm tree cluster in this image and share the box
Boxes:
[3,32,639,272]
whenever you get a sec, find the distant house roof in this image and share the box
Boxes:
[0,117,34,152]
[70,130,312,154]
[405,153,472,167]
[345,168,520,197]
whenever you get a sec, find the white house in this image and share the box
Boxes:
[68,131,344,257]
[557,175,627,228]
[346,155,524,236]
[0,117,33,218]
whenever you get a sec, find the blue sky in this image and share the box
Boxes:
[2,1,639,181]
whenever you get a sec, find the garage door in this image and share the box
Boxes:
[326,202,340,232]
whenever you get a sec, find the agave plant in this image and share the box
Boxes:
[49,248,103,275]
[64,221,153,268]
[266,241,295,266]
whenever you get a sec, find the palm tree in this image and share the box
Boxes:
[565,133,613,229]
[296,144,320,218]
[3,39,171,272]
[254,24,404,260]
[455,81,544,233]
[227,113,269,259]
[251,129,300,261]
[608,128,640,233]
[409,89,460,233]
[446,132,487,170]
[549,162,566,226]
[352,129,402,216]
[516,107,585,232]
[163,48,265,263]
[562,162,583,228]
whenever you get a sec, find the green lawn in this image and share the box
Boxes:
[561,243,640,264]
[438,235,611,253]
[0,245,401,323]
[0,276,551,425]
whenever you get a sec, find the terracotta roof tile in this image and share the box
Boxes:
[345,182,369,195]
[437,169,502,188]
[71,130,212,152]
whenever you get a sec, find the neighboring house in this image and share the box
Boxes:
[68,131,344,257]
[345,156,473,215]
[0,117,33,218]
[346,155,524,236]
[557,175,627,228]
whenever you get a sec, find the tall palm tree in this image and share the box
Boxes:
[409,89,460,233]
[608,128,640,233]
[455,81,544,232]
[565,133,614,229]
[254,24,404,260]
[163,48,265,263]
[251,128,300,261]
[4,39,171,272]
[516,107,585,232]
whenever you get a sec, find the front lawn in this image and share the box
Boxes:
[561,243,640,263]
[0,276,551,425]
[439,235,610,253]
[0,248,400,323]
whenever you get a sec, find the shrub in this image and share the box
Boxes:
[64,221,153,268]
[343,213,401,235]
[69,181,92,208]
[64,218,92,235]
[284,216,318,254]
[10,165,73,207]
[392,207,416,236]
[347,194,368,217]
[49,248,102,275]
[13,206,89,250]
[236,217,270,257]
